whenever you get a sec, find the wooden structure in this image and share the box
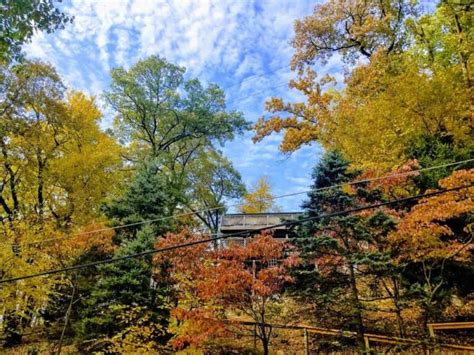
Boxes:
[427,321,474,338]
[230,320,474,354]
[219,212,302,244]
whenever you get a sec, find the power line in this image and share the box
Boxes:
[11,158,473,248]
[1,184,471,284]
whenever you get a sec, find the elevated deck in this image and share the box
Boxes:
[219,212,303,240]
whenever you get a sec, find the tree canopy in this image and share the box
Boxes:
[0,0,72,63]
[0,1,473,353]
[254,0,473,170]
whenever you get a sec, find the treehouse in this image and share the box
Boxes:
[219,212,303,245]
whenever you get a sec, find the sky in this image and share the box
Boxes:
[24,0,341,211]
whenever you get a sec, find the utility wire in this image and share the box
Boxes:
[0,184,471,284]
[12,158,473,248]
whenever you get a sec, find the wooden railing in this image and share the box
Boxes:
[427,321,474,338]
[229,320,474,354]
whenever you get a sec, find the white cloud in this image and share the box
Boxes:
[24,0,329,211]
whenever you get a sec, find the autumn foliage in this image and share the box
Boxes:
[154,232,298,351]
[390,169,474,261]
[1,1,474,353]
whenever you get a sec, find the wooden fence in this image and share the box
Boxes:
[232,320,474,354]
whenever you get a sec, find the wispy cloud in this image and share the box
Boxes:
[25,0,329,210]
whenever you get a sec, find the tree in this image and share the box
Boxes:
[239,176,279,213]
[0,0,73,63]
[186,148,246,234]
[404,134,473,190]
[105,55,248,162]
[255,52,472,170]
[410,1,473,101]
[292,151,398,351]
[39,223,116,344]
[291,0,418,69]
[76,225,170,345]
[76,159,177,346]
[102,159,174,238]
[391,168,473,262]
[253,1,473,171]
[0,221,62,346]
[389,169,473,326]
[105,56,248,218]
[105,305,169,353]
[0,61,122,227]
[0,61,121,345]
[154,232,298,355]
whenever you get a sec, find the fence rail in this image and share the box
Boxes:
[230,320,474,354]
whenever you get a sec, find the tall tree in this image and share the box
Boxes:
[253,1,473,171]
[76,160,177,346]
[0,61,121,346]
[0,61,121,227]
[76,225,170,346]
[239,176,279,213]
[291,0,418,69]
[0,0,73,63]
[186,148,246,233]
[105,55,248,163]
[292,151,397,351]
[105,56,248,217]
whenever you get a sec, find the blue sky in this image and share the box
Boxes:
[24,0,340,211]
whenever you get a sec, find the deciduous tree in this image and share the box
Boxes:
[186,148,246,234]
[0,0,72,63]
[389,168,474,326]
[154,232,297,355]
[253,1,473,171]
[105,55,248,163]
[239,176,279,213]
[291,0,418,69]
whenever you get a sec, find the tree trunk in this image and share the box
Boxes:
[392,277,406,338]
[348,263,366,353]
[57,281,76,354]
[262,338,270,355]
[36,150,45,224]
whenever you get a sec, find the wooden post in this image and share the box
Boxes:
[364,336,371,354]
[304,328,309,355]
[428,324,435,339]
[428,324,437,355]
[253,323,257,349]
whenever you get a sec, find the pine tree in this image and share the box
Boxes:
[102,159,174,238]
[75,161,175,345]
[405,134,473,190]
[76,225,170,343]
[292,151,396,351]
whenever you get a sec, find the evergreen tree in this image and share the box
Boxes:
[76,225,170,343]
[292,151,396,351]
[75,161,175,345]
[405,134,473,190]
[102,159,174,239]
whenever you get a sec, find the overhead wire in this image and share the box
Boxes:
[10,158,473,248]
[0,183,472,284]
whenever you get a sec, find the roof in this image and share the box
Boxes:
[220,212,303,232]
